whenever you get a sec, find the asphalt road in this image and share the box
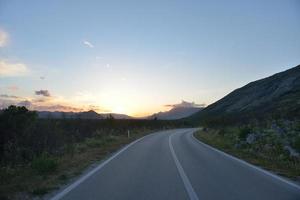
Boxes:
[51,128,300,200]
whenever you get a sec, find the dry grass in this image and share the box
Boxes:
[194,129,300,180]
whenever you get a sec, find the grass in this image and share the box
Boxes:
[194,129,300,179]
[0,129,153,199]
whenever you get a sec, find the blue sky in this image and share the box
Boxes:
[0,0,299,116]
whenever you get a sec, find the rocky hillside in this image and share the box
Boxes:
[190,65,300,125]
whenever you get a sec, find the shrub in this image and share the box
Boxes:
[85,138,102,148]
[238,127,252,140]
[293,136,300,152]
[75,143,87,153]
[103,135,117,143]
[64,143,75,156]
[31,187,51,195]
[218,129,226,136]
[31,153,58,175]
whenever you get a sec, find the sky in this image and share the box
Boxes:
[0,0,299,117]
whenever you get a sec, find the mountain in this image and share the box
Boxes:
[38,111,77,119]
[101,113,133,119]
[149,101,204,120]
[37,110,132,119]
[78,110,104,119]
[189,65,300,125]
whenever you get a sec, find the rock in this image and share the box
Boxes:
[246,133,257,144]
[284,145,300,158]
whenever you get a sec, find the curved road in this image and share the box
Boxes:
[51,128,300,200]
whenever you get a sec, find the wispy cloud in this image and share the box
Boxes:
[33,104,84,112]
[17,100,32,108]
[0,29,8,47]
[0,90,110,113]
[0,94,20,99]
[0,60,28,77]
[83,40,94,48]
[35,90,51,97]
[165,100,206,108]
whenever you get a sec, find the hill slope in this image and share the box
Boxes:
[189,65,300,125]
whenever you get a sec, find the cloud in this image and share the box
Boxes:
[17,100,32,108]
[35,90,51,97]
[40,76,45,80]
[0,94,20,99]
[0,99,16,109]
[87,104,111,113]
[165,100,206,108]
[0,60,28,77]
[83,40,94,48]
[33,104,85,112]
[32,98,48,103]
[0,29,8,47]
[0,94,26,109]
[0,91,110,113]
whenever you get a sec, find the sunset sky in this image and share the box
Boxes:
[0,0,300,117]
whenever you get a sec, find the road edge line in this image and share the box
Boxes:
[169,132,200,200]
[191,131,300,191]
[50,131,159,200]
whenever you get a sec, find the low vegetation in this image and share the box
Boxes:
[0,106,189,199]
[195,121,300,179]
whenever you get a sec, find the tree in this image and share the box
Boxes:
[0,106,37,164]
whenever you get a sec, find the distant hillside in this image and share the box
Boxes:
[149,101,204,120]
[38,110,132,119]
[101,113,133,119]
[189,65,300,125]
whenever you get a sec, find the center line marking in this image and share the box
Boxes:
[169,132,199,200]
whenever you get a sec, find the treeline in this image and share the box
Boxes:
[0,106,190,166]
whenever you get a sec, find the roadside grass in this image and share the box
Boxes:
[194,129,300,179]
[0,129,152,200]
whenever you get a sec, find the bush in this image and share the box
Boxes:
[218,129,226,136]
[75,143,87,153]
[238,127,252,140]
[293,136,300,152]
[85,138,103,148]
[0,105,187,166]
[102,135,117,144]
[31,153,58,174]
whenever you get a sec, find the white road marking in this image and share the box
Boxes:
[50,132,158,200]
[169,132,200,200]
[191,131,300,191]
